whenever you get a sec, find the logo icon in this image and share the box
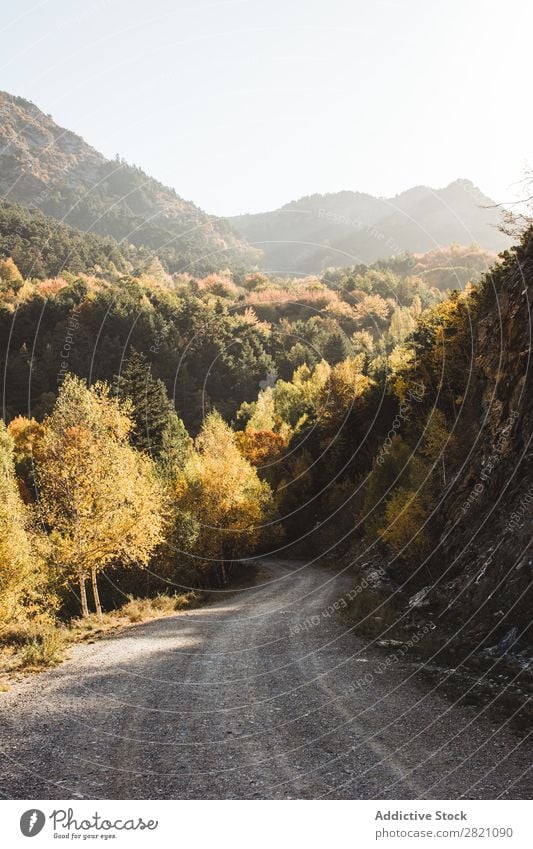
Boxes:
[20,810,46,837]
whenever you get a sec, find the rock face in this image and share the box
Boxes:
[0,91,258,273]
[426,232,532,649]
[0,93,103,199]
[346,232,532,656]
[229,181,511,273]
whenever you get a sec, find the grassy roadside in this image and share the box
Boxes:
[0,561,265,691]
[0,591,205,689]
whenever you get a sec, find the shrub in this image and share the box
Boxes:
[16,624,66,669]
[379,487,431,558]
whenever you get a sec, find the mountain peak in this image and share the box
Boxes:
[230,183,510,273]
[0,91,258,274]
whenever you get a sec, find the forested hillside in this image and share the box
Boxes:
[0,201,148,278]
[230,181,510,273]
[0,92,258,274]
[0,95,529,679]
[1,218,493,429]
[0,219,530,681]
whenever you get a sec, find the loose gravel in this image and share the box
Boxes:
[0,560,530,799]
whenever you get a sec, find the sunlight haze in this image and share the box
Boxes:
[1,0,532,214]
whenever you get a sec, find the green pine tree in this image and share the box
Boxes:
[115,350,190,471]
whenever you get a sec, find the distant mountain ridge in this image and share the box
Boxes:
[229,181,511,273]
[0,91,511,276]
[0,91,258,274]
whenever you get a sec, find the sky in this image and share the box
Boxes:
[1,0,533,217]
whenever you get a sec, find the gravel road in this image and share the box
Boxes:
[0,559,530,799]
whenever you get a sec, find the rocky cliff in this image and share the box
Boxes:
[430,231,532,652]
[349,229,532,668]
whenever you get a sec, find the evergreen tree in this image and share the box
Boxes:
[322,331,351,365]
[115,350,190,471]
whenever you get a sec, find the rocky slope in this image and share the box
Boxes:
[0,92,258,274]
[230,181,511,273]
[352,230,532,665]
[430,232,532,651]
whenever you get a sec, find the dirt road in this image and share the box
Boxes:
[0,560,530,799]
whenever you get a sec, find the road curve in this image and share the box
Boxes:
[0,559,530,799]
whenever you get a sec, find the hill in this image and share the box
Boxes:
[229,181,511,273]
[0,200,148,279]
[0,92,258,274]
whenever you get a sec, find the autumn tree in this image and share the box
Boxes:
[421,409,459,487]
[7,416,45,503]
[354,293,391,327]
[236,428,286,468]
[316,356,373,435]
[36,375,165,617]
[0,422,47,624]
[236,428,287,488]
[175,412,275,584]
[388,305,417,344]
[378,487,431,559]
[0,257,23,290]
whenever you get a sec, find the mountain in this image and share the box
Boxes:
[229,182,511,274]
[0,92,258,274]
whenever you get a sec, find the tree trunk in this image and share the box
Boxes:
[78,569,89,617]
[91,567,103,620]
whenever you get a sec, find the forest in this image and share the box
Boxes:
[0,199,529,669]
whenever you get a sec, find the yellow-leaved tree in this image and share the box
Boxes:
[317,355,373,434]
[0,422,49,625]
[36,375,165,617]
[175,412,275,584]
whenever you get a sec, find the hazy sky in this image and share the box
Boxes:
[1,0,533,216]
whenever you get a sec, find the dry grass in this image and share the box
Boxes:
[0,619,68,674]
[70,591,203,633]
[0,591,204,679]
[122,591,202,621]
[18,626,67,668]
